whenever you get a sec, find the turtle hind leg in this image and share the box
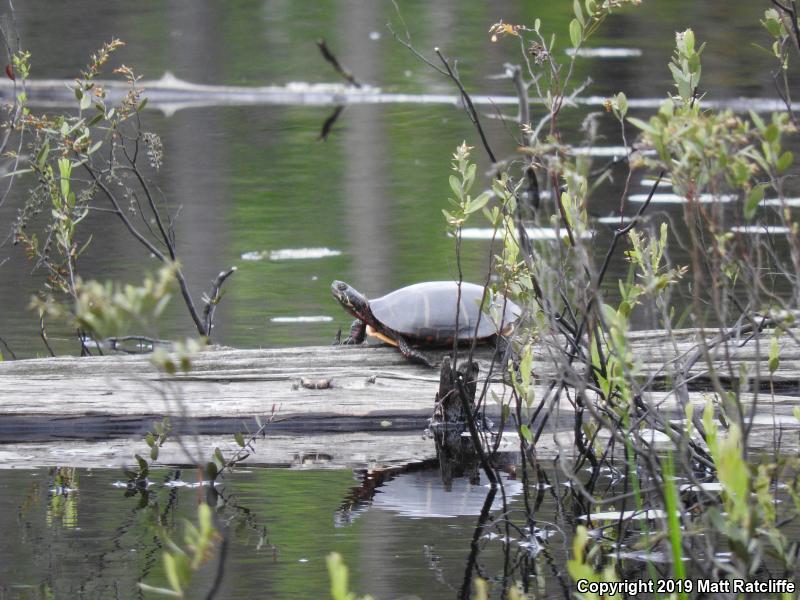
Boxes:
[396,335,435,368]
[341,319,367,345]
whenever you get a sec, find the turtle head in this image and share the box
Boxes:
[331,280,370,321]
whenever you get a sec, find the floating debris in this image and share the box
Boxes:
[761,197,800,207]
[482,532,515,544]
[730,225,793,235]
[162,480,218,488]
[459,227,592,240]
[679,482,724,492]
[637,428,672,443]
[595,215,634,225]
[269,247,342,261]
[241,247,342,261]
[628,193,736,204]
[6,75,800,114]
[639,177,673,188]
[270,316,334,323]
[579,509,672,521]
[566,47,643,58]
[111,479,154,489]
[617,550,684,563]
[570,145,634,157]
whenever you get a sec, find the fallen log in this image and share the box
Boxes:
[0,329,798,469]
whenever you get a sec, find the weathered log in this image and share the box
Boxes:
[1,329,799,470]
[432,357,482,488]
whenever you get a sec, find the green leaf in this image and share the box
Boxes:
[464,162,476,190]
[626,116,656,134]
[749,109,766,132]
[163,360,176,375]
[137,583,182,597]
[87,111,104,127]
[569,18,582,49]
[79,92,91,111]
[163,553,183,594]
[777,150,793,173]
[764,123,779,143]
[519,423,532,443]
[449,174,461,198]
[769,335,780,374]
[327,553,351,600]
[662,454,688,589]
[465,191,490,214]
[36,140,50,170]
[146,432,155,448]
[213,447,225,468]
[616,91,628,117]
[533,18,540,33]
[573,0,585,27]
[234,432,245,447]
[150,446,159,461]
[744,185,765,220]
[135,454,148,471]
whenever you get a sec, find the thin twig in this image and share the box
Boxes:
[316,39,362,88]
[435,48,498,164]
[39,312,55,357]
[203,267,237,338]
[0,334,16,359]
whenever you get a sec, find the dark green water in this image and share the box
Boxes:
[0,467,558,599]
[1,3,799,596]
[0,0,796,356]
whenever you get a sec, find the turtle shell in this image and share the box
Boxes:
[369,281,520,344]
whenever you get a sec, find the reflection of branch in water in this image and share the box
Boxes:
[422,544,456,591]
[214,486,275,558]
[459,485,496,599]
[318,105,345,141]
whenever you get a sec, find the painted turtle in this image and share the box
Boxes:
[331,280,521,366]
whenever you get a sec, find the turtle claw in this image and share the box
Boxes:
[334,319,366,346]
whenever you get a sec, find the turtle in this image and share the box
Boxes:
[331,280,521,366]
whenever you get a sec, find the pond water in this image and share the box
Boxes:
[1,0,799,357]
[1,3,800,597]
[0,466,552,599]
[2,463,797,599]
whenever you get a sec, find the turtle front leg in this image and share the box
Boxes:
[396,335,435,368]
[342,319,367,345]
